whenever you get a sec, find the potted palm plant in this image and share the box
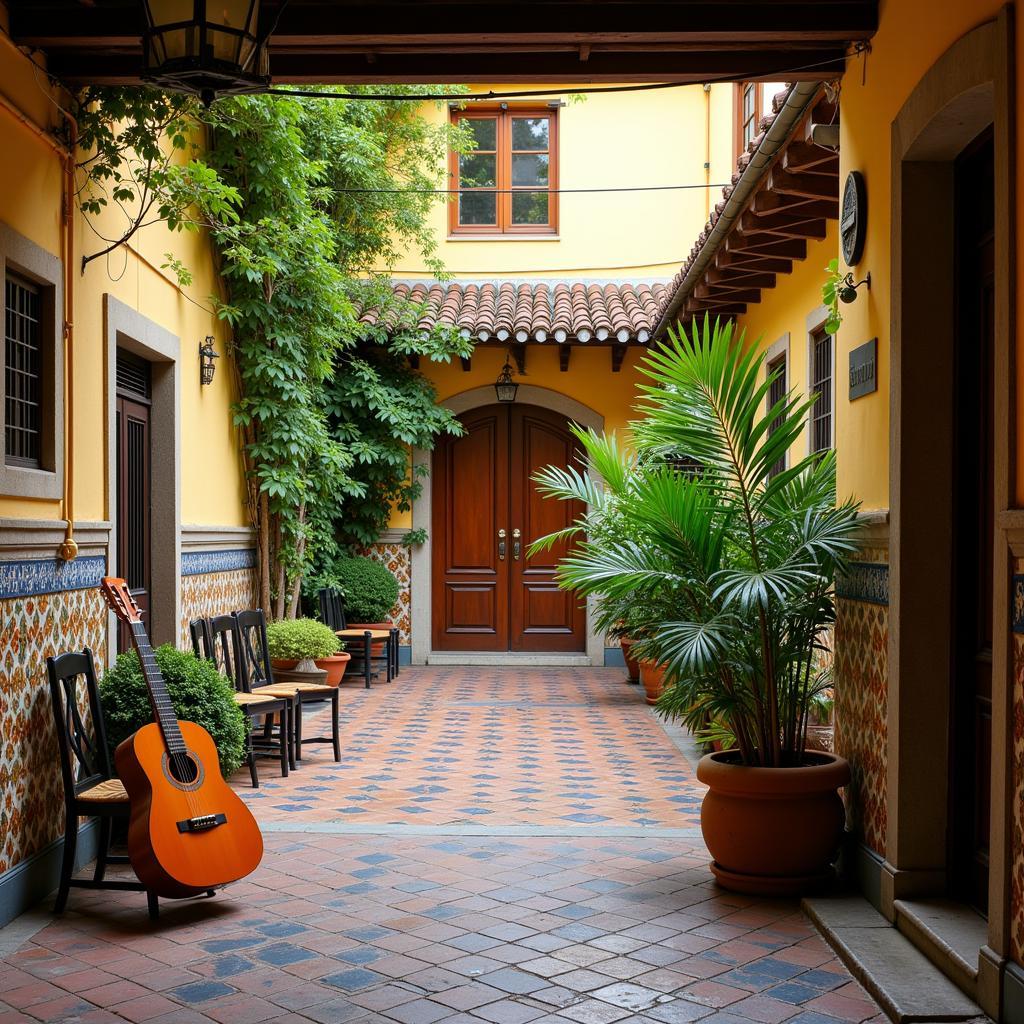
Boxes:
[531,317,860,895]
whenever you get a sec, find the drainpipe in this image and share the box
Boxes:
[654,80,822,338]
[703,83,712,219]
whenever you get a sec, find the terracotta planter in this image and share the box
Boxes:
[639,659,667,705]
[696,751,850,896]
[349,621,393,657]
[271,658,299,672]
[619,638,640,684]
[314,652,351,687]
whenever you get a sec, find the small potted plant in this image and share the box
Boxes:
[266,618,350,686]
[335,556,399,655]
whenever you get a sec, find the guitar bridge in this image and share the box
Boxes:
[176,813,227,834]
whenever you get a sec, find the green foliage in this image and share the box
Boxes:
[266,618,341,660]
[334,556,400,622]
[821,258,845,335]
[99,645,246,776]
[531,316,861,768]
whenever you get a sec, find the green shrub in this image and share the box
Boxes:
[335,556,399,622]
[266,617,340,660]
[100,645,247,777]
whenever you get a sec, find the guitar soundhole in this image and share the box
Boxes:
[161,750,205,790]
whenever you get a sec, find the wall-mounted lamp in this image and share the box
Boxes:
[494,354,519,403]
[199,336,219,386]
[839,271,871,305]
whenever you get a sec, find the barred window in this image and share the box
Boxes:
[766,352,787,477]
[810,327,833,453]
[5,273,42,468]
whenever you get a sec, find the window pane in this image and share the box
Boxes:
[459,191,497,225]
[511,192,549,225]
[459,152,496,188]
[464,117,497,150]
[743,84,755,121]
[511,153,549,187]
[512,117,549,150]
[5,274,42,468]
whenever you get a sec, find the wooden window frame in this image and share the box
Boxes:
[5,272,44,469]
[734,81,764,160]
[766,348,788,478]
[449,106,559,236]
[809,322,834,455]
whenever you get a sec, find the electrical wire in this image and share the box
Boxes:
[333,182,731,196]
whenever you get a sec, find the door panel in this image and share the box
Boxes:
[432,407,509,650]
[115,395,151,654]
[510,406,586,651]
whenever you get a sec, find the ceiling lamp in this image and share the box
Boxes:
[141,1,271,106]
[494,354,519,403]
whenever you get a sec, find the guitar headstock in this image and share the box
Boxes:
[100,577,142,624]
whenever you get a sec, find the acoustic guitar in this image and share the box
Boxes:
[100,577,263,898]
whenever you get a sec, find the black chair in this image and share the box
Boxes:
[46,648,158,919]
[234,609,342,764]
[319,588,399,687]
[191,616,291,783]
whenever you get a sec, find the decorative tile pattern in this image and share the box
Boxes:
[181,548,257,577]
[835,562,889,606]
[0,586,107,874]
[1012,564,1024,965]
[1013,574,1024,634]
[178,568,259,649]
[0,556,106,600]
[363,542,412,644]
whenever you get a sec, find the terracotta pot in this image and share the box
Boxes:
[639,658,667,705]
[349,621,393,657]
[271,658,299,672]
[619,638,641,684]
[314,652,351,687]
[696,751,850,896]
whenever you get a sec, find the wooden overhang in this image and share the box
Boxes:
[6,1,877,86]
[655,85,840,330]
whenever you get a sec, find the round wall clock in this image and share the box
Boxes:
[840,170,867,266]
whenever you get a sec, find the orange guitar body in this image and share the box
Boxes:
[115,720,264,898]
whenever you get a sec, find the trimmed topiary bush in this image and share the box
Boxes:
[266,617,340,661]
[335,556,399,622]
[99,645,247,777]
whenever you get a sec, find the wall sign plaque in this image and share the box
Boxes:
[849,338,877,400]
[841,170,867,266]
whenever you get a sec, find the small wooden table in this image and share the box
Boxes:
[334,628,399,687]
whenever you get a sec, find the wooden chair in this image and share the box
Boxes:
[191,616,291,782]
[318,588,399,688]
[234,609,342,764]
[46,648,158,919]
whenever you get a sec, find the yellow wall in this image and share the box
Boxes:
[0,40,248,529]
[381,82,737,279]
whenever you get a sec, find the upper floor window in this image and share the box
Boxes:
[5,273,43,468]
[735,82,764,157]
[450,108,558,235]
[766,350,787,478]
[810,326,833,454]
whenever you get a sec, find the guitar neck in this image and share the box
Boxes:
[128,621,187,756]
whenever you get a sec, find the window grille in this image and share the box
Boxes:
[811,328,833,454]
[5,274,42,468]
[767,352,787,477]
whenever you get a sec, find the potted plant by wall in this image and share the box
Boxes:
[266,618,350,685]
[532,317,860,896]
[335,555,399,655]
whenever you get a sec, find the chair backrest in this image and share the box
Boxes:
[208,613,245,691]
[189,617,212,661]
[319,588,347,631]
[46,648,113,802]
[233,608,274,691]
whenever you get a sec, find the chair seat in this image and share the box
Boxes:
[234,691,282,707]
[335,629,391,640]
[79,778,128,803]
[256,682,334,696]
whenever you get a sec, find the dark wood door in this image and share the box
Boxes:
[432,404,585,652]
[950,127,994,914]
[115,384,152,654]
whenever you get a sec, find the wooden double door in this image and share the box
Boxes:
[432,404,586,652]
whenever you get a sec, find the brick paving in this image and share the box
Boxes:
[0,667,886,1023]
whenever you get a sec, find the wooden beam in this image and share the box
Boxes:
[751,190,839,218]
[512,347,527,375]
[724,235,808,260]
[767,168,840,201]
[748,197,839,220]
[686,301,748,317]
[715,252,795,274]
[611,346,627,373]
[705,268,778,289]
[782,143,840,174]
[559,346,571,372]
[737,212,828,240]
[693,284,763,304]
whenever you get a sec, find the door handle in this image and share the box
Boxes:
[498,528,506,560]
[512,528,521,561]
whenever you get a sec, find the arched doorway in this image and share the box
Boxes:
[431,402,586,653]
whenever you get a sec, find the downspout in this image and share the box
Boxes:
[653,80,822,338]
[703,83,712,219]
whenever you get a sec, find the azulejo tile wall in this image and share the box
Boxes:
[834,544,889,857]
[1010,569,1024,964]
[363,542,412,644]
[178,558,260,649]
[0,568,107,875]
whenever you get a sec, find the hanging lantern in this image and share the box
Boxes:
[494,354,519,403]
[199,336,219,385]
[141,1,270,106]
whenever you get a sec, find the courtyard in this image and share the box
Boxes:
[0,669,882,1024]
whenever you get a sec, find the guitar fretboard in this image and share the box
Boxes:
[129,621,187,755]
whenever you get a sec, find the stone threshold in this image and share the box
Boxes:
[426,651,593,666]
[803,895,989,1023]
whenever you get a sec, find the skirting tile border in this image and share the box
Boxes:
[0,820,97,932]
[1012,575,1024,633]
[836,561,889,606]
[180,548,257,576]
[604,646,626,668]
[1005,961,1024,1024]
[0,554,106,599]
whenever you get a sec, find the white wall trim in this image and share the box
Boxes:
[411,384,605,666]
[180,524,256,550]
